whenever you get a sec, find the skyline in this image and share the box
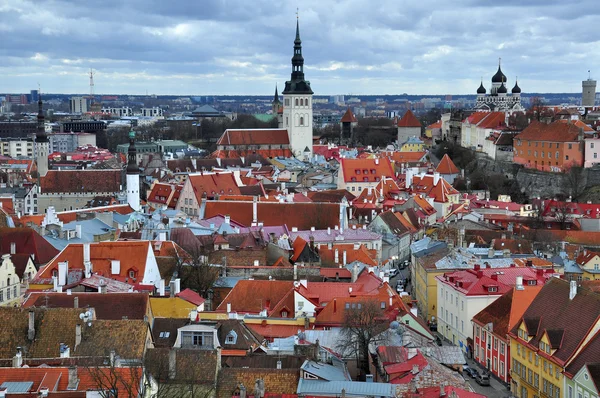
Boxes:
[0,0,599,96]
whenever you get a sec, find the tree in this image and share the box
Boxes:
[562,165,586,202]
[337,299,390,380]
[166,237,220,297]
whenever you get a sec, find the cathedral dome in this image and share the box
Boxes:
[492,65,507,84]
[497,82,508,94]
[477,82,486,94]
[512,80,521,94]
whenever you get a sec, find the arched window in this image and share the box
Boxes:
[295,98,299,106]
[300,116,304,126]
[6,277,10,286]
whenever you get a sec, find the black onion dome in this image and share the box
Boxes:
[512,80,521,93]
[477,82,486,94]
[492,65,507,83]
[498,82,508,94]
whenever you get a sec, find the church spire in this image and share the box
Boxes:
[273,84,280,104]
[127,130,139,174]
[36,93,48,143]
[282,15,313,95]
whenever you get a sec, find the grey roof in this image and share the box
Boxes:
[43,218,116,250]
[214,276,244,288]
[563,259,584,274]
[289,229,381,244]
[411,237,447,258]
[297,379,395,397]
[1,381,34,393]
[421,346,466,365]
[0,187,29,199]
[300,360,349,381]
[192,105,221,114]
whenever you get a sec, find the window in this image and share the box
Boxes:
[295,98,299,106]
[13,286,16,297]
[129,270,136,279]
[159,331,170,338]
[500,342,505,354]
[500,361,505,376]
[380,302,386,309]
[534,373,539,387]
[592,143,595,149]
[566,155,569,160]
[300,98,303,106]
[7,288,10,300]
[300,116,304,126]
[225,331,237,344]
[181,331,214,348]
[568,143,572,149]
[0,291,3,302]
[281,311,288,317]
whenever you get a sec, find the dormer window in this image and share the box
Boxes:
[488,286,498,293]
[225,330,237,345]
[281,310,288,317]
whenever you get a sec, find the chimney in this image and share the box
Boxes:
[59,343,70,358]
[67,366,79,391]
[174,278,181,295]
[39,388,49,398]
[439,383,446,397]
[327,227,331,235]
[570,280,577,300]
[334,249,339,264]
[365,374,374,383]
[375,158,379,165]
[58,261,68,286]
[516,276,524,290]
[10,242,16,255]
[74,296,79,309]
[98,280,107,294]
[28,310,35,341]
[170,281,176,297]
[0,387,7,398]
[76,224,82,239]
[491,273,498,281]
[488,247,495,258]
[293,263,298,280]
[12,347,22,368]
[224,214,230,225]
[333,298,337,313]
[158,279,166,296]
[352,263,359,283]
[343,250,347,266]
[412,364,419,375]
[227,303,232,313]
[75,324,82,350]
[433,172,440,186]
[252,197,258,225]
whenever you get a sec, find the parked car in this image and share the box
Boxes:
[475,373,490,386]
[387,268,399,277]
[396,283,404,293]
[400,260,410,269]
[463,366,479,378]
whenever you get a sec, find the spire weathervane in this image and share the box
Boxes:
[296,8,299,19]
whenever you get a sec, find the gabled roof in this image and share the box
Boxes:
[472,286,542,338]
[32,241,155,285]
[187,172,241,202]
[435,154,460,175]
[0,227,59,265]
[378,211,416,236]
[307,190,356,203]
[397,110,422,128]
[216,129,290,146]
[40,170,121,194]
[340,108,358,123]
[215,280,294,314]
[385,151,428,163]
[318,243,378,267]
[411,175,459,203]
[176,288,205,306]
[509,278,600,363]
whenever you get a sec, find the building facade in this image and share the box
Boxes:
[69,97,88,114]
[475,61,523,112]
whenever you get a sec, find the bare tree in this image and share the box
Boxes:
[562,165,586,202]
[337,299,390,380]
[84,362,145,398]
[166,244,220,297]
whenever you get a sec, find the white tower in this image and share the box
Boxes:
[126,130,141,211]
[282,19,313,160]
[35,95,49,178]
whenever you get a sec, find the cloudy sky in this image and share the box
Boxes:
[1,0,598,96]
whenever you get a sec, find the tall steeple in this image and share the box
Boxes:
[283,17,313,95]
[126,130,141,211]
[35,93,49,178]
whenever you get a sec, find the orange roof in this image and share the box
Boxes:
[291,236,308,262]
[477,112,506,129]
[355,177,402,203]
[384,151,428,163]
[556,118,594,132]
[412,195,436,216]
[516,120,582,142]
[340,108,358,123]
[340,158,395,184]
[211,148,293,159]
[427,121,442,129]
[40,170,121,194]
[435,154,460,175]
[33,241,155,285]
[216,129,290,146]
[187,172,241,202]
[147,182,180,207]
[397,110,422,128]
[411,175,459,203]
[0,197,14,215]
[318,243,378,267]
[508,286,543,333]
[215,280,294,314]
[576,250,600,266]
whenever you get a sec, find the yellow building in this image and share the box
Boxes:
[508,278,600,398]
[411,245,451,323]
[400,136,426,152]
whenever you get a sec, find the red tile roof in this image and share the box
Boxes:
[437,267,552,296]
[215,280,294,314]
[0,227,59,265]
[340,108,358,123]
[176,288,206,306]
[40,170,121,194]
[435,154,460,175]
[411,174,459,203]
[211,148,293,159]
[477,112,506,129]
[187,172,241,202]
[147,182,180,208]
[556,118,594,132]
[397,110,422,128]
[426,121,442,129]
[318,243,378,267]
[340,158,395,183]
[216,129,290,146]
[33,241,155,285]
[204,201,342,230]
[384,151,428,163]
[516,120,582,142]
[472,286,542,339]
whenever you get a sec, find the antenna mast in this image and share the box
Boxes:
[89,68,95,98]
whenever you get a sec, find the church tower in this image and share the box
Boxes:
[35,95,49,178]
[282,18,313,160]
[126,130,141,211]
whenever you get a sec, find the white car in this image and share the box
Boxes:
[396,283,404,293]
[387,268,399,277]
